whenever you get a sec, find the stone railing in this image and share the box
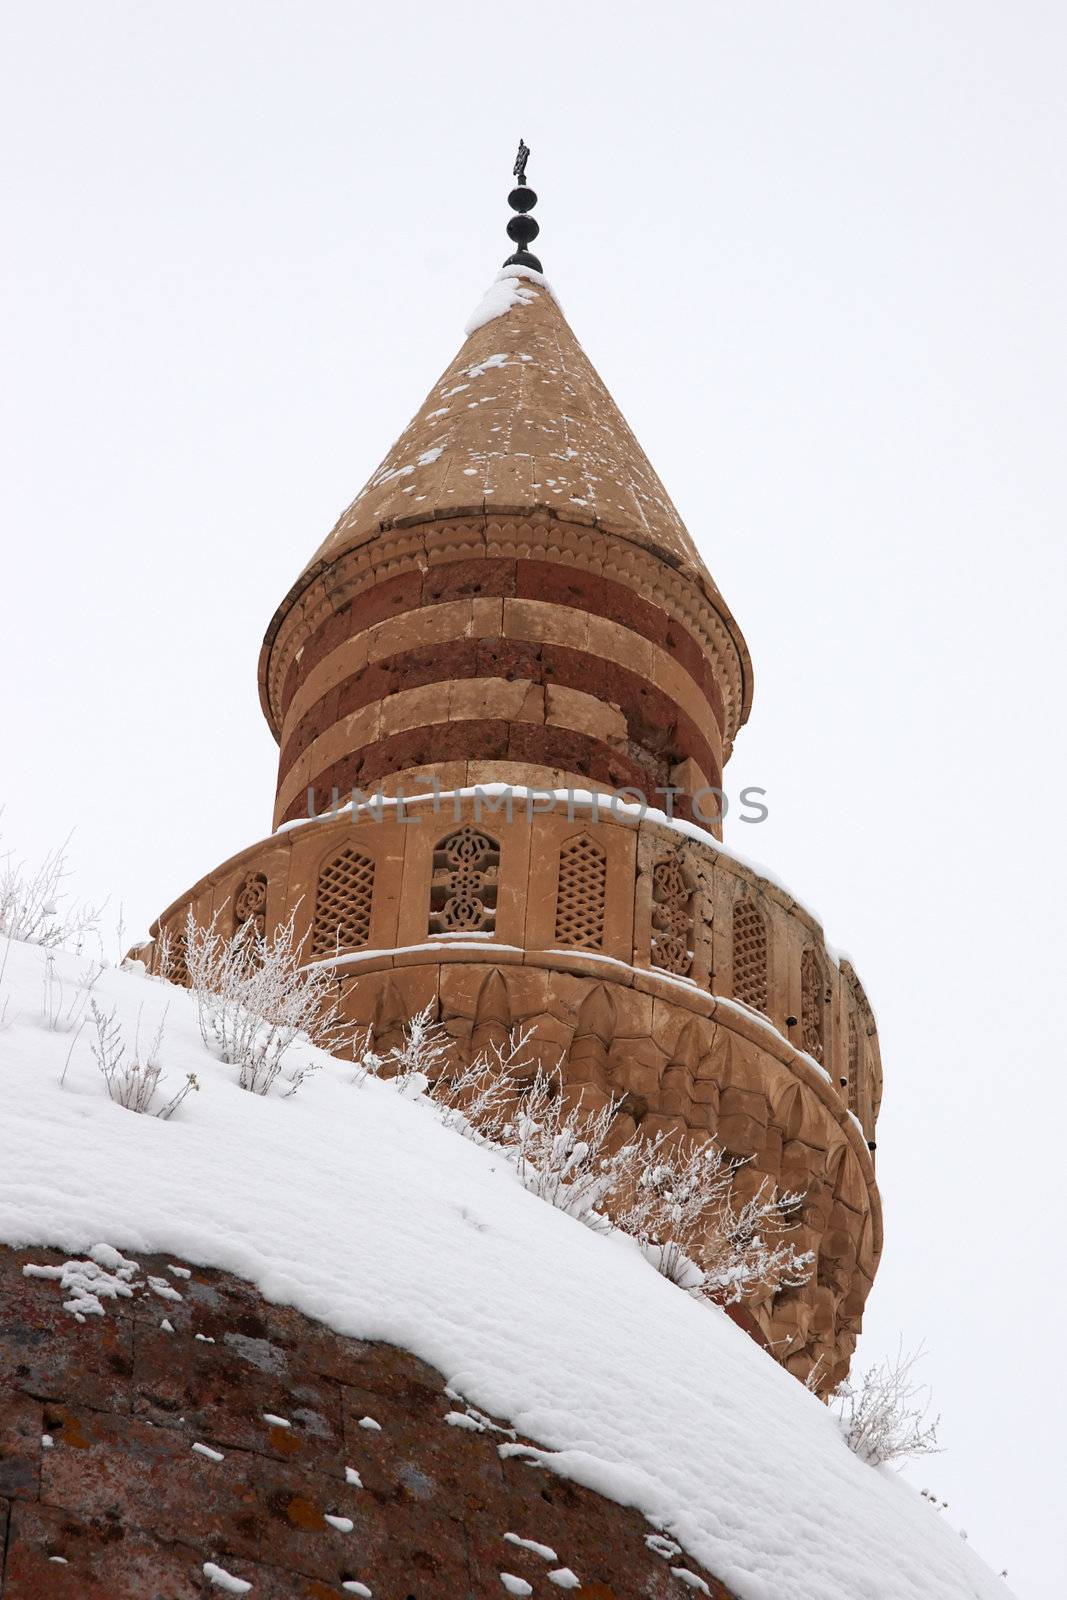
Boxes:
[144,795,882,1145]
[139,793,883,1388]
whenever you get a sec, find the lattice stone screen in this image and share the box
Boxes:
[554,835,607,950]
[428,828,499,935]
[847,1013,860,1113]
[732,898,768,1012]
[801,947,826,1064]
[650,854,694,976]
[311,848,376,959]
[161,924,190,988]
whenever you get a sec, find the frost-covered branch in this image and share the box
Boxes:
[427,1027,534,1136]
[614,1136,812,1302]
[41,950,104,1032]
[87,998,197,1119]
[698,1181,813,1305]
[498,1069,629,1226]
[373,1008,813,1307]
[0,833,102,951]
[832,1342,942,1465]
[381,1002,454,1095]
[184,908,358,1095]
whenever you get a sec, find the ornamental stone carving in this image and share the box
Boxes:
[429,827,500,935]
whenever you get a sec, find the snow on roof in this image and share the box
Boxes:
[0,937,1006,1600]
[464,265,561,337]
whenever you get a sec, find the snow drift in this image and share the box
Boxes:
[0,938,1009,1600]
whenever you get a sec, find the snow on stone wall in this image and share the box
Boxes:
[0,938,1010,1600]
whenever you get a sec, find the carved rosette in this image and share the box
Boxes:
[232,873,267,943]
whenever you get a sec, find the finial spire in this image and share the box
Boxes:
[503,137,542,273]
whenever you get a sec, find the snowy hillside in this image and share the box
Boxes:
[0,938,1009,1600]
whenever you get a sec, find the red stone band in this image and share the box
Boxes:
[274,558,727,732]
[279,719,722,826]
[276,638,721,799]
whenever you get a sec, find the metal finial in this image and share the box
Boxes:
[513,139,530,185]
[503,138,542,273]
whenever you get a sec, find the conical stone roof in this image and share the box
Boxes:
[311,270,713,573]
[261,267,753,776]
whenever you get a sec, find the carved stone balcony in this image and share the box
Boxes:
[139,791,883,1390]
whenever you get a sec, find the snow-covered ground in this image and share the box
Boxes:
[0,937,1009,1600]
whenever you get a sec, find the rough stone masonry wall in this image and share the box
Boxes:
[0,1245,734,1600]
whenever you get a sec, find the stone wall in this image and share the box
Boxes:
[260,514,751,831]
[0,1245,734,1599]
[147,799,882,1140]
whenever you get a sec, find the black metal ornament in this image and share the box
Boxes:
[503,137,542,273]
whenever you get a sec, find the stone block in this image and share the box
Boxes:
[810,1287,838,1336]
[719,1086,769,1126]
[545,683,627,745]
[340,1380,501,1510]
[504,596,590,654]
[2,1500,204,1600]
[607,1052,663,1102]
[716,1113,765,1159]
[39,1403,364,1588]
[468,595,505,637]
[0,1385,42,1501]
[659,1063,696,1118]
[0,1248,135,1415]
[131,1325,344,1470]
[3,1499,339,1599]
[380,681,446,737]
[754,1127,784,1173]
[689,1076,721,1109]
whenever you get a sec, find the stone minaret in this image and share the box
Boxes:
[144,153,883,1390]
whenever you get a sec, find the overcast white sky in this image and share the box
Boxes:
[2,3,1065,1593]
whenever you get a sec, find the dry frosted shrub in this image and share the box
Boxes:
[396,1007,537,1135]
[369,1006,813,1305]
[371,1005,535,1126]
[496,1070,632,1226]
[380,1003,453,1096]
[613,1133,813,1302]
[832,1342,941,1465]
[155,925,188,986]
[427,1029,534,1136]
[697,1177,813,1304]
[616,1136,736,1286]
[40,950,105,1033]
[347,1024,384,1087]
[184,909,357,1095]
[88,998,198,1119]
[391,1033,635,1224]
[0,834,101,950]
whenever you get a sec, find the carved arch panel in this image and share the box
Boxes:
[846,1013,860,1114]
[429,827,500,935]
[650,851,695,977]
[800,947,828,1064]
